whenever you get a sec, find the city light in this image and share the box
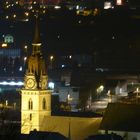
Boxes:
[97,85,104,93]
[48,82,54,89]
[13,14,16,18]
[19,66,23,71]
[1,43,8,48]
[104,2,113,9]
[61,64,65,68]
[24,45,28,49]
[54,6,61,9]
[5,15,9,19]
[24,57,27,61]
[116,0,122,5]
[69,55,72,59]
[50,55,54,61]
[0,81,23,86]
[25,12,29,16]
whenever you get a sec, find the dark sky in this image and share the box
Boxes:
[1,8,140,73]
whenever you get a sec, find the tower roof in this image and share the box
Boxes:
[32,15,41,45]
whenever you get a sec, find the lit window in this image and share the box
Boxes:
[116,0,122,5]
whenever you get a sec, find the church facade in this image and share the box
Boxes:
[20,16,102,140]
[21,16,52,133]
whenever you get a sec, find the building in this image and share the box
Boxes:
[21,15,51,133]
[100,103,140,140]
[20,16,102,140]
[0,34,21,76]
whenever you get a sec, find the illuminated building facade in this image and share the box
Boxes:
[20,16,102,140]
[21,16,51,133]
[0,34,21,76]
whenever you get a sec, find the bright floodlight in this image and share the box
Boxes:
[48,82,54,89]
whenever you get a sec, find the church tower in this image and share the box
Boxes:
[21,16,51,134]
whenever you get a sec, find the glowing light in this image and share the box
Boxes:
[61,65,65,68]
[33,1,37,4]
[76,5,79,10]
[78,20,82,24]
[50,56,54,61]
[25,12,29,16]
[24,57,27,61]
[116,0,122,5]
[107,90,111,96]
[54,5,61,9]
[67,94,73,101]
[48,82,54,89]
[0,81,23,86]
[1,43,8,48]
[6,16,9,19]
[24,45,28,49]
[13,14,16,18]
[97,85,104,93]
[19,66,23,71]
[104,2,112,9]
[6,5,9,8]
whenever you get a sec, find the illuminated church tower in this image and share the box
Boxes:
[21,16,51,134]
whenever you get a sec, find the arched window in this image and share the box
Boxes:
[42,98,46,110]
[28,99,33,110]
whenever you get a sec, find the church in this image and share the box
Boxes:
[20,16,102,140]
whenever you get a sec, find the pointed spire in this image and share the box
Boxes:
[32,15,41,45]
[32,14,42,55]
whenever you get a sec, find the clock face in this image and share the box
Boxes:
[26,78,35,89]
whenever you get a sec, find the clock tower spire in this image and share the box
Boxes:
[21,16,51,134]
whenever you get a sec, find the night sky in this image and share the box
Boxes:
[1,6,140,73]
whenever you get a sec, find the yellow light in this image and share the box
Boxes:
[25,12,29,16]
[13,14,16,18]
[24,45,28,49]
[97,85,104,93]
[6,16,9,19]
[116,0,122,5]
[50,56,54,61]
[2,43,8,48]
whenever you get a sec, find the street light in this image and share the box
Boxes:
[107,90,112,103]
[50,55,54,69]
[50,55,54,61]
[24,45,28,52]
[24,57,27,65]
